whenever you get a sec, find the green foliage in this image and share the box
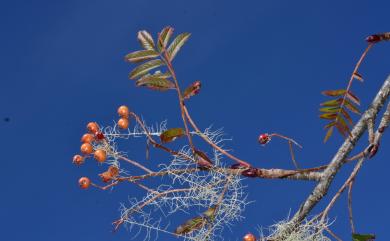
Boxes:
[126,27,191,92]
[125,50,159,63]
[174,206,216,235]
[160,127,185,143]
[167,32,191,61]
[129,59,164,79]
[320,89,361,142]
[137,30,155,50]
[158,26,174,51]
[136,74,175,91]
[352,233,376,241]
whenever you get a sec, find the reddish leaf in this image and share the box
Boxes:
[346,91,361,105]
[353,72,364,82]
[344,99,361,114]
[183,81,201,100]
[341,108,353,125]
[324,121,336,129]
[160,128,185,143]
[321,89,346,97]
[335,117,350,138]
[323,126,334,143]
[194,149,213,167]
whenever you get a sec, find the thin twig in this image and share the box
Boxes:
[348,181,356,234]
[118,155,153,174]
[320,157,365,222]
[183,105,251,167]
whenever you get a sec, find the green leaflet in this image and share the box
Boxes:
[346,90,361,105]
[124,50,159,63]
[319,113,338,120]
[320,98,342,107]
[167,32,191,61]
[136,76,175,91]
[160,128,185,143]
[137,30,155,50]
[319,107,340,113]
[174,206,216,235]
[158,26,174,51]
[352,233,375,241]
[174,216,206,235]
[129,59,164,80]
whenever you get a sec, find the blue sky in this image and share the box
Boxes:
[1,0,389,240]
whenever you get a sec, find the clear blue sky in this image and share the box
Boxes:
[1,0,389,240]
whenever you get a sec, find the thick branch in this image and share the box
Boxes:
[278,75,390,235]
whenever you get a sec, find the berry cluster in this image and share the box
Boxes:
[73,105,131,189]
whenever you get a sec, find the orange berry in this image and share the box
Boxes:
[94,149,107,163]
[78,177,91,189]
[117,105,130,118]
[243,233,256,241]
[87,122,100,133]
[80,143,93,154]
[117,118,129,129]
[81,133,94,143]
[72,154,84,165]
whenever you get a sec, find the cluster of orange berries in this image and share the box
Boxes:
[117,105,130,129]
[73,122,107,166]
[74,105,131,189]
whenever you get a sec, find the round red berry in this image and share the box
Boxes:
[72,154,84,165]
[243,233,256,241]
[94,149,107,163]
[118,118,129,129]
[258,133,271,145]
[81,133,94,143]
[117,105,130,118]
[80,143,93,154]
[87,122,100,133]
[78,177,91,189]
